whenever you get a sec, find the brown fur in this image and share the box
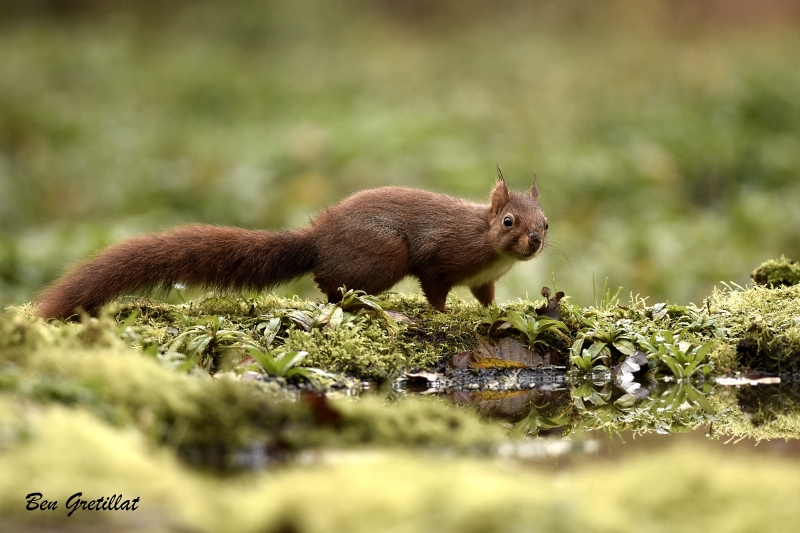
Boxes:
[36,182,547,319]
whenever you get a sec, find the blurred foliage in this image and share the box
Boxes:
[4,404,800,532]
[1,0,800,308]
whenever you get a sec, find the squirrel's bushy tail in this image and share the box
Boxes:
[36,225,316,319]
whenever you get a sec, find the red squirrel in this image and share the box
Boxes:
[36,177,547,319]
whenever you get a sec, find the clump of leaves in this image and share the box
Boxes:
[505,311,569,348]
[569,337,610,372]
[583,319,636,355]
[339,287,400,333]
[568,316,641,372]
[638,330,714,379]
[166,315,258,372]
[572,379,613,409]
[245,346,314,381]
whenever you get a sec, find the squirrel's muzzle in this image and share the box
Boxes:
[528,231,543,252]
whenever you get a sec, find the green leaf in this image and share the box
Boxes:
[613,339,636,355]
[274,351,308,375]
[506,311,529,336]
[614,394,637,408]
[247,347,278,375]
[510,416,531,439]
[658,355,683,378]
[261,317,281,345]
[588,391,607,406]
[570,337,585,358]
[326,307,344,330]
[586,341,607,359]
[693,341,713,362]
[684,385,715,413]
[286,311,315,331]
[657,383,682,413]
[187,335,212,355]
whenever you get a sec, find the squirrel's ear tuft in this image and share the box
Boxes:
[530,173,539,201]
[496,165,506,184]
[490,179,510,217]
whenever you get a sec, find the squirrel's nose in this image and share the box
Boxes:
[528,232,542,250]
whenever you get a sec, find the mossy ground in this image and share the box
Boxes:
[2,268,800,530]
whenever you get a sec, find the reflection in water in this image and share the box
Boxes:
[452,389,569,426]
[737,381,800,427]
[403,369,800,443]
[395,281,800,444]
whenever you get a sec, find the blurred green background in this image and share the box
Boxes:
[2,0,799,308]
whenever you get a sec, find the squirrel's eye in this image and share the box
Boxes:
[503,216,513,227]
[545,222,549,230]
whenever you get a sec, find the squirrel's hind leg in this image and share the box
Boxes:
[419,276,451,312]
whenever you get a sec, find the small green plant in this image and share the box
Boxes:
[505,311,569,348]
[593,275,623,311]
[276,305,344,332]
[338,287,400,333]
[572,379,612,408]
[167,315,259,372]
[255,317,282,346]
[245,346,313,381]
[569,337,610,372]
[583,319,636,355]
[477,305,505,329]
[638,330,714,379]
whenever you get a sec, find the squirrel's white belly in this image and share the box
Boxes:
[459,255,518,288]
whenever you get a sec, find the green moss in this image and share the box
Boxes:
[18,266,800,381]
[0,345,505,465]
[115,293,491,380]
[711,284,800,336]
[706,342,738,374]
[733,384,800,436]
[708,283,800,372]
[295,395,505,452]
[0,347,296,469]
[708,386,800,442]
[752,256,800,287]
[0,403,214,531]
[283,317,407,379]
[0,304,127,353]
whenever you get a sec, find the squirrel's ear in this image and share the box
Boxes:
[530,173,540,201]
[490,180,510,217]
